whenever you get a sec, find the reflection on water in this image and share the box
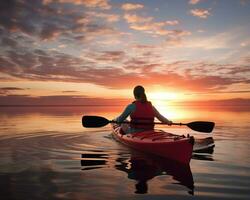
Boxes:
[0,105,250,199]
[192,154,214,161]
[81,151,194,195]
[81,153,109,171]
[115,153,194,195]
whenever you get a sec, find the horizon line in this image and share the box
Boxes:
[0,104,249,107]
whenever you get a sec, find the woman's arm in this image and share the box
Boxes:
[153,106,172,125]
[115,104,135,123]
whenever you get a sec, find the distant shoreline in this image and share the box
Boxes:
[0,104,125,107]
[0,104,249,107]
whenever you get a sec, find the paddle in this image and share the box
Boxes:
[82,115,215,133]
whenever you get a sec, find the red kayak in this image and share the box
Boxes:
[112,124,194,164]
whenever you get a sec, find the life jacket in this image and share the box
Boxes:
[130,101,155,130]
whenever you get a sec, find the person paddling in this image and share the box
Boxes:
[115,85,172,134]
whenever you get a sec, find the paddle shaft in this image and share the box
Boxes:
[110,120,186,126]
[82,115,214,133]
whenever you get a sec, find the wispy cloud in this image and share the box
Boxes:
[1,37,18,47]
[178,32,231,49]
[190,8,211,18]
[124,14,153,23]
[43,0,111,9]
[121,3,144,11]
[0,45,249,92]
[87,11,120,22]
[0,87,25,91]
[174,29,249,52]
[124,14,186,38]
[61,90,78,93]
[240,39,250,47]
[0,87,27,95]
[240,0,250,6]
[0,95,129,106]
[86,51,126,62]
[189,0,201,5]
[165,20,179,25]
[122,9,188,41]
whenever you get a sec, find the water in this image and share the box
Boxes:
[0,105,250,200]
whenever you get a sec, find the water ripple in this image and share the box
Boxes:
[0,128,250,199]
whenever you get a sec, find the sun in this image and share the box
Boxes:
[146,91,190,120]
[148,92,180,101]
[148,92,177,108]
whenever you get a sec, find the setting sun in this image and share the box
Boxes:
[148,91,185,102]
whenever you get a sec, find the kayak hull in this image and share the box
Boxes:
[111,124,194,164]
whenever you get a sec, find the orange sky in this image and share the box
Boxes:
[0,0,250,105]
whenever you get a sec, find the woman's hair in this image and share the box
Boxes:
[133,85,147,103]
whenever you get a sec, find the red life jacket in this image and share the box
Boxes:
[130,101,155,130]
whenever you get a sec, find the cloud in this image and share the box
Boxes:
[0,87,25,90]
[124,14,153,24]
[0,55,19,73]
[192,90,250,95]
[240,0,250,6]
[0,1,36,35]
[174,31,235,49]
[87,11,120,22]
[0,27,249,93]
[86,50,125,62]
[1,47,248,93]
[0,87,26,95]
[165,37,183,46]
[0,0,118,43]
[189,0,201,5]
[0,1,75,39]
[131,44,158,50]
[40,23,63,40]
[124,13,179,27]
[122,12,187,39]
[227,66,250,75]
[0,94,129,106]
[240,38,250,47]
[130,23,190,38]
[165,20,179,25]
[180,98,250,108]
[0,2,124,48]
[127,19,185,36]
[1,37,18,47]
[239,55,250,65]
[61,90,78,93]
[121,3,144,11]
[190,8,211,18]
[43,0,111,9]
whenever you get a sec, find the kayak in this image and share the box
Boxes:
[111,124,194,164]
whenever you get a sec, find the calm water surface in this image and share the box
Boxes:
[0,105,250,200]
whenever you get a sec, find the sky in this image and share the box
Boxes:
[0,0,250,105]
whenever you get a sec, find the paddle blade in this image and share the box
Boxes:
[187,121,215,133]
[82,116,110,128]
